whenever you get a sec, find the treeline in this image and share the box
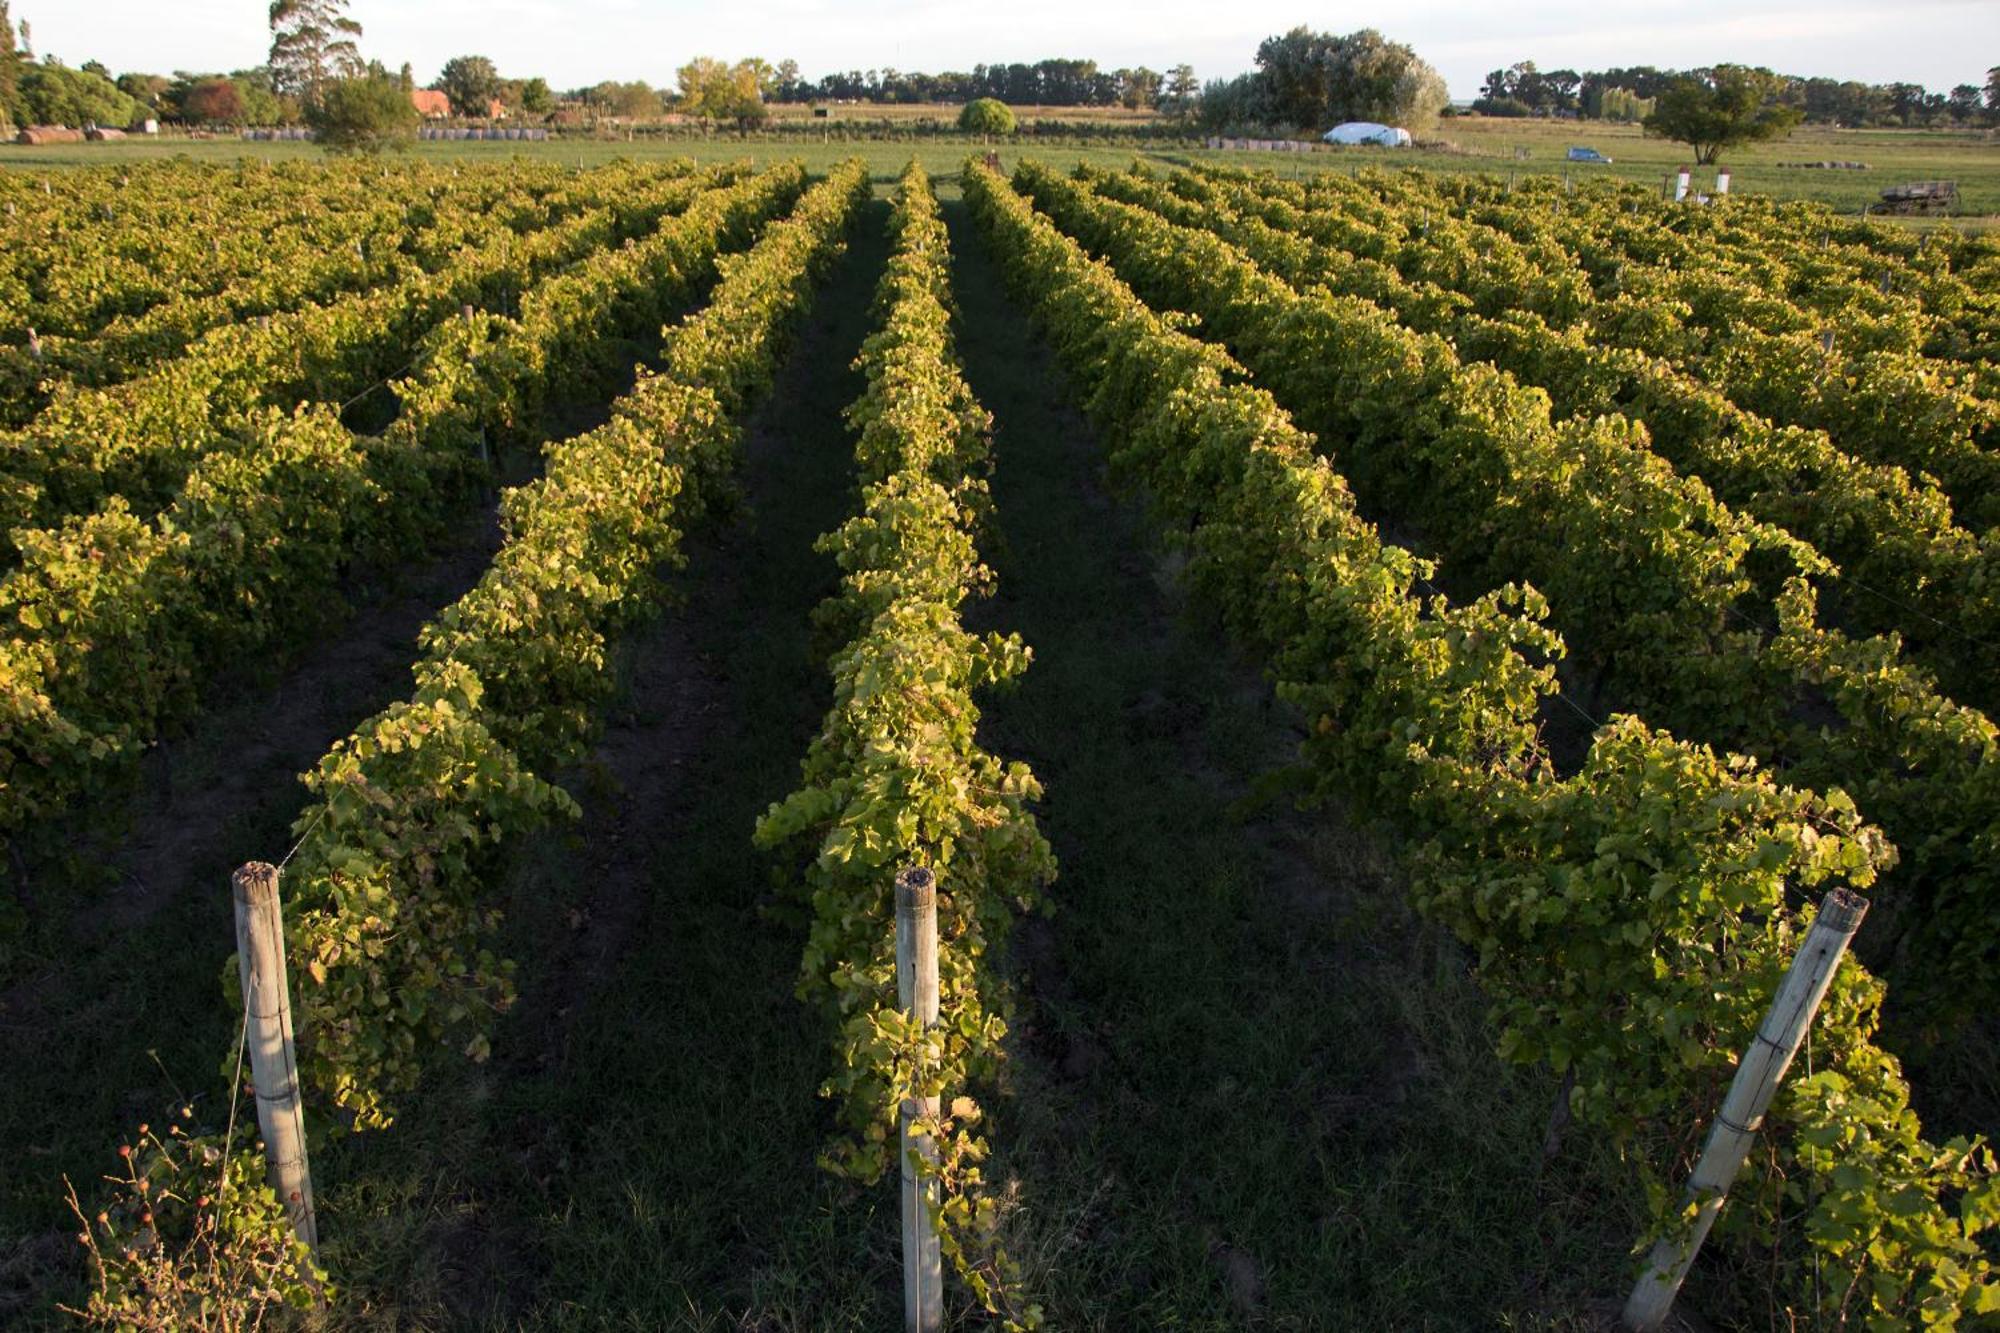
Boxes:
[1475,59,2000,127]
[767,57,1200,111]
[1199,28,1448,136]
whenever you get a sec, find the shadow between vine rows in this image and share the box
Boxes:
[314,198,902,1330]
[939,189,1641,1330]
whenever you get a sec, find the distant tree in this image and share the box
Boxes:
[1986,66,2000,113]
[182,76,245,124]
[1643,65,1802,164]
[1252,27,1447,131]
[1163,63,1198,120]
[518,76,553,115]
[773,58,803,101]
[1947,84,1983,122]
[1598,86,1653,123]
[230,67,289,124]
[675,57,766,126]
[583,79,661,120]
[0,0,22,129]
[267,0,363,108]
[958,97,1016,134]
[1198,71,1277,131]
[19,61,140,127]
[396,61,413,92]
[436,54,501,116]
[306,72,415,152]
[1118,66,1161,110]
[117,72,170,110]
[1543,68,1582,112]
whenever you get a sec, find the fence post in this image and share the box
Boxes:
[895,866,943,1333]
[1622,887,1868,1331]
[231,862,319,1255]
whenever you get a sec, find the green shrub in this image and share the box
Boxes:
[306,74,417,155]
[957,97,1016,136]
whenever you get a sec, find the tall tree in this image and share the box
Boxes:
[267,0,362,108]
[1118,66,1161,110]
[1163,63,1198,120]
[435,54,501,116]
[675,57,766,126]
[1253,27,1447,130]
[0,0,21,128]
[1986,65,2000,113]
[1643,65,1803,164]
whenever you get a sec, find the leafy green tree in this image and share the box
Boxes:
[230,67,289,124]
[1163,63,1198,120]
[583,79,661,119]
[0,0,22,128]
[116,71,170,111]
[675,56,766,126]
[436,53,500,117]
[306,73,415,153]
[518,75,553,115]
[1252,27,1446,131]
[1197,72,1276,131]
[1598,86,1653,123]
[1986,65,2000,113]
[19,61,141,127]
[958,96,1016,135]
[1118,66,1160,110]
[1642,65,1803,163]
[267,0,362,108]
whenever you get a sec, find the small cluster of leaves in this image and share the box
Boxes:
[63,1110,326,1329]
[754,162,1051,1330]
[965,157,1997,1324]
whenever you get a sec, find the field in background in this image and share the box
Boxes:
[3,114,1996,219]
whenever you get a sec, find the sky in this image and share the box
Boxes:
[17,0,2000,101]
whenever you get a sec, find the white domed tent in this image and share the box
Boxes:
[1322,122,1412,147]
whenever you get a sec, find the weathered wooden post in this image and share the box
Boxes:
[26,328,41,364]
[231,862,319,1254]
[1622,888,1868,1332]
[895,866,943,1333]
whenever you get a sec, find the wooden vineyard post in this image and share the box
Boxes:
[1622,888,1868,1331]
[896,866,943,1333]
[231,862,319,1255]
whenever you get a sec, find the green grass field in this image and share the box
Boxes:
[5,114,1996,221]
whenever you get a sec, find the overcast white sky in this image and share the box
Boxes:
[18,0,1999,99]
